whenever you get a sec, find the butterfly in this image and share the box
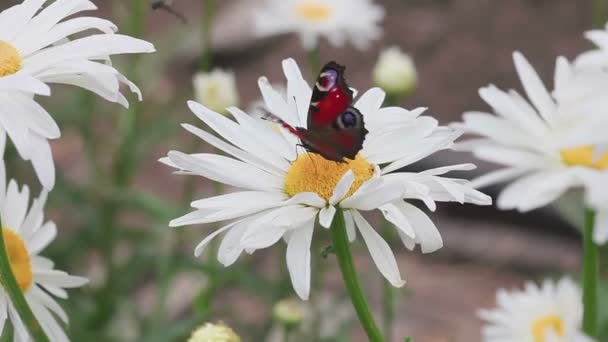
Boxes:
[264,62,368,162]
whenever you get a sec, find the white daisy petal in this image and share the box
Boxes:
[398,202,443,253]
[329,170,354,205]
[343,209,357,242]
[286,218,315,300]
[512,51,557,123]
[319,205,336,228]
[593,210,608,245]
[352,211,405,287]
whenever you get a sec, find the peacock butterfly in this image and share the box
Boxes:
[264,62,368,162]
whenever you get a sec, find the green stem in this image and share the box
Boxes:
[282,325,292,342]
[382,280,396,341]
[306,47,321,80]
[329,209,384,342]
[0,225,49,342]
[199,0,215,71]
[593,0,608,27]
[582,209,599,338]
[0,321,13,342]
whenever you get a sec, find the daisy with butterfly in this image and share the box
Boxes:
[162,58,491,340]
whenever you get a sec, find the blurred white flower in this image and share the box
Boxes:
[479,278,593,342]
[456,52,608,243]
[0,0,155,188]
[253,0,384,50]
[188,322,241,342]
[0,138,88,342]
[575,22,608,70]
[193,69,239,115]
[373,46,417,98]
[162,58,490,300]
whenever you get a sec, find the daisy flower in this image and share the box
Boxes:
[253,0,384,50]
[161,58,490,300]
[0,136,88,341]
[0,0,155,188]
[479,277,593,342]
[455,52,608,243]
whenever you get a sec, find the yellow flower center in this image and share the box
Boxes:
[0,41,21,77]
[284,153,374,202]
[560,145,608,170]
[1,228,32,292]
[531,315,565,342]
[295,2,333,21]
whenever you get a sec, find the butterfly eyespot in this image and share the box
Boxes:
[337,109,360,129]
[316,69,338,92]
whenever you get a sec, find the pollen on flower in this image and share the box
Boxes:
[295,1,333,21]
[1,228,32,292]
[531,314,565,342]
[284,153,374,202]
[560,145,608,170]
[0,41,21,77]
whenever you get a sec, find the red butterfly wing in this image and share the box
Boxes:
[300,107,368,161]
[307,62,353,129]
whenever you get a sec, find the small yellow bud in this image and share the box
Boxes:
[187,322,241,342]
[373,46,417,98]
[192,69,239,115]
[273,298,306,327]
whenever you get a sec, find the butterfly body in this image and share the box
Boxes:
[264,61,368,162]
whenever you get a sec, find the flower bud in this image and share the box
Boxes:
[373,46,417,98]
[273,298,306,328]
[192,69,239,115]
[187,322,241,342]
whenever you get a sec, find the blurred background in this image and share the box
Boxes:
[3,0,605,340]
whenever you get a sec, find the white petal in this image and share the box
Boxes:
[398,202,443,253]
[379,202,416,238]
[512,51,557,123]
[318,205,336,228]
[193,221,238,257]
[497,170,577,211]
[352,211,405,287]
[329,170,354,205]
[27,221,56,254]
[594,210,608,245]
[286,218,315,300]
[341,181,403,211]
[344,210,357,242]
[240,225,285,249]
[33,270,89,288]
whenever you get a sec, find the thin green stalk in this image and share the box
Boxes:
[382,280,396,341]
[282,325,292,342]
[0,223,48,342]
[199,0,215,71]
[93,0,147,330]
[329,209,384,342]
[582,209,599,338]
[593,0,608,27]
[307,47,321,80]
[0,321,13,342]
